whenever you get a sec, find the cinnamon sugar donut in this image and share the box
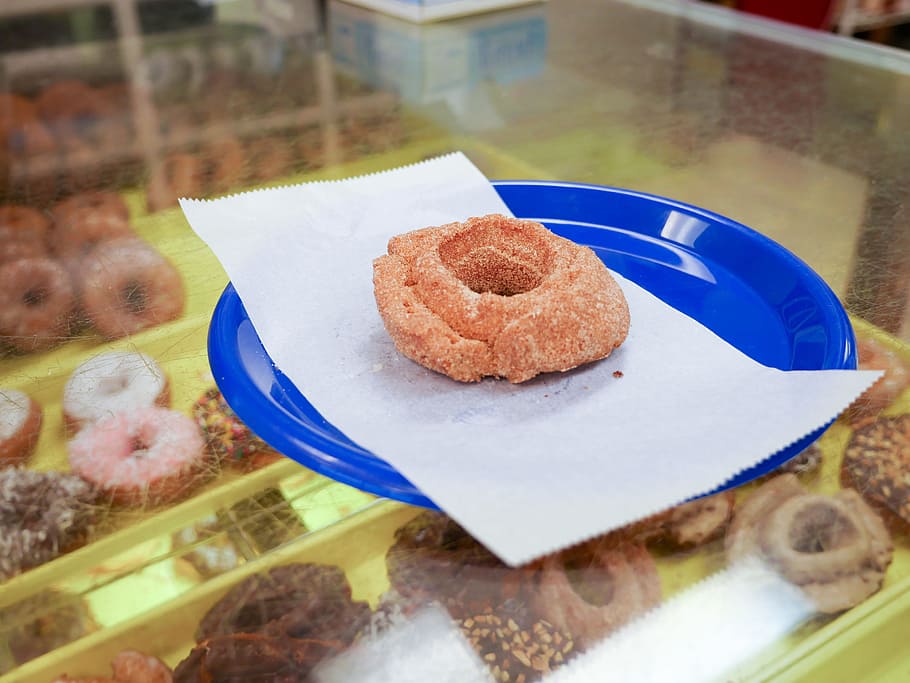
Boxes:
[78,238,184,338]
[0,389,42,466]
[532,536,661,648]
[373,214,630,383]
[205,136,246,194]
[0,257,74,352]
[63,351,170,432]
[68,407,208,506]
[0,205,50,265]
[725,474,892,613]
[146,153,205,211]
[53,206,134,260]
[53,192,130,228]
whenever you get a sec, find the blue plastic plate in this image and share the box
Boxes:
[208,181,857,509]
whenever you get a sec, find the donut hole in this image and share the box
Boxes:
[22,286,49,307]
[120,280,148,315]
[439,221,554,297]
[562,554,615,606]
[98,375,130,396]
[789,502,860,553]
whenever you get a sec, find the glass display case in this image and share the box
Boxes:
[1,0,909,681]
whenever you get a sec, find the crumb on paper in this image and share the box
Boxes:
[613,371,624,378]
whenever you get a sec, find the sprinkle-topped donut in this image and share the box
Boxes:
[373,214,630,383]
[191,387,280,471]
[63,351,170,432]
[68,407,208,507]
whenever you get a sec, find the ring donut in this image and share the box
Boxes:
[63,351,170,432]
[53,192,129,228]
[68,406,208,506]
[0,205,51,265]
[53,206,134,260]
[845,337,910,426]
[78,237,184,338]
[373,214,630,383]
[146,153,205,211]
[0,389,43,466]
[0,257,74,352]
[204,136,246,194]
[725,474,892,613]
[532,536,661,648]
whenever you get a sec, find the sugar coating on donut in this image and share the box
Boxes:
[373,214,630,383]
[0,257,75,352]
[78,238,185,339]
[68,407,207,507]
[63,351,169,431]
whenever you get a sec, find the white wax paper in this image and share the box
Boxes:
[181,153,879,566]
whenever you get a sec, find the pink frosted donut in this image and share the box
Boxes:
[68,407,209,507]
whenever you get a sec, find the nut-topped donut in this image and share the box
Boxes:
[373,214,630,383]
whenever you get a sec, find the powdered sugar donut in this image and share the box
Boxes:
[63,351,169,432]
[68,407,208,506]
[0,389,42,466]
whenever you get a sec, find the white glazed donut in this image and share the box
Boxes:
[63,351,169,432]
[0,388,43,466]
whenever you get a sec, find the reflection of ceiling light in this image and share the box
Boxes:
[314,604,493,683]
[547,558,815,683]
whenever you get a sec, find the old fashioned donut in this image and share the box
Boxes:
[0,469,99,581]
[532,536,661,648]
[53,192,130,228]
[248,136,293,183]
[373,214,630,383]
[632,491,736,548]
[78,238,184,338]
[63,351,170,432]
[725,474,892,613]
[0,94,36,128]
[146,153,205,211]
[841,413,910,531]
[53,206,134,260]
[0,257,74,352]
[386,511,533,619]
[35,81,95,123]
[845,337,910,426]
[0,205,50,265]
[0,389,43,466]
[192,386,280,471]
[68,407,208,506]
[204,136,246,194]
